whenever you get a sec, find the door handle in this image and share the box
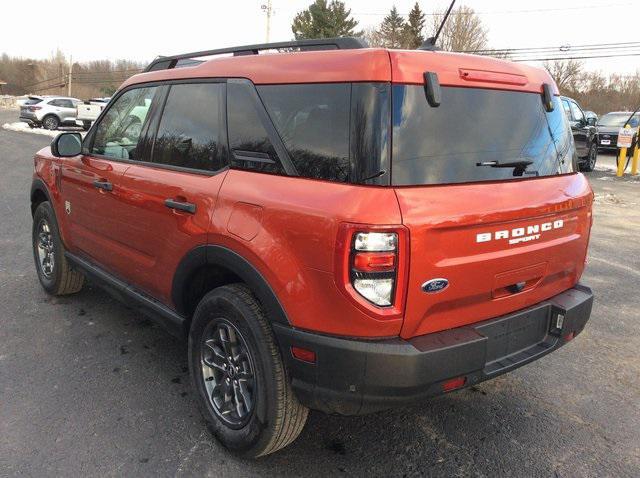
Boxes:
[93,180,113,191]
[165,198,196,214]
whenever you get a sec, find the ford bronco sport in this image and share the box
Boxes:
[30,38,594,457]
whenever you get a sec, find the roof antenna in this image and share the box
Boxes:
[419,0,456,51]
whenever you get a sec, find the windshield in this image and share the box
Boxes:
[391,86,575,186]
[598,113,639,128]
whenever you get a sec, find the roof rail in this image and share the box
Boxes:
[144,37,369,72]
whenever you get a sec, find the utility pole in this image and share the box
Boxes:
[67,55,72,97]
[262,1,273,43]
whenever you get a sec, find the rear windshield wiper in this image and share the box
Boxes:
[476,160,535,177]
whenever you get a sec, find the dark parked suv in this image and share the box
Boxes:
[30,38,594,457]
[597,111,639,153]
[560,96,598,171]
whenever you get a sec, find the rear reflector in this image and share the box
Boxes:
[442,376,466,392]
[353,252,395,272]
[564,332,575,342]
[291,346,316,364]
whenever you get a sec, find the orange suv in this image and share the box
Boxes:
[30,38,594,457]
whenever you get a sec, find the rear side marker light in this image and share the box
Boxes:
[291,346,316,364]
[564,332,575,342]
[442,376,467,392]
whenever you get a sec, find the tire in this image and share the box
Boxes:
[32,201,85,295]
[42,115,60,131]
[581,143,598,172]
[188,284,308,457]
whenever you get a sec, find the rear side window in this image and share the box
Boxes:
[152,83,225,172]
[258,84,350,182]
[227,81,284,175]
[391,86,575,186]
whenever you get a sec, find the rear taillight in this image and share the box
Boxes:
[28,106,42,111]
[336,225,409,319]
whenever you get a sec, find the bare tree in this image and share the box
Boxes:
[428,5,488,52]
[543,60,584,93]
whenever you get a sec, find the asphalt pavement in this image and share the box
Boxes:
[1,109,639,477]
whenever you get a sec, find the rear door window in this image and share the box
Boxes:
[152,83,225,172]
[391,85,575,186]
[257,84,350,182]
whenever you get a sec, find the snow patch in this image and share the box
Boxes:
[2,122,85,138]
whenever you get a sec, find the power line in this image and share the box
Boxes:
[349,2,633,16]
[511,52,640,62]
[467,41,640,54]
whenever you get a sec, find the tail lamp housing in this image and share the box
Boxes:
[335,224,409,319]
[28,106,42,111]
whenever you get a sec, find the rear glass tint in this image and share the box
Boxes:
[391,86,575,186]
[258,84,350,182]
[24,98,42,105]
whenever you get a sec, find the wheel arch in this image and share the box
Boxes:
[30,178,52,216]
[173,245,291,328]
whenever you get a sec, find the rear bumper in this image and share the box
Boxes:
[274,284,593,415]
[19,115,39,125]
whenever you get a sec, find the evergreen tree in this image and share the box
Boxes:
[292,0,359,40]
[403,3,426,49]
[379,6,406,49]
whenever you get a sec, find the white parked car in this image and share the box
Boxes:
[76,97,111,130]
[19,96,83,130]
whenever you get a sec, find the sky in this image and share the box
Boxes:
[1,0,638,75]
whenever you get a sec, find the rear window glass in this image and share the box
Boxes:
[391,86,575,186]
[24,98,42,105]
[258,84,350,182]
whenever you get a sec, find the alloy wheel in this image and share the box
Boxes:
[36,219,55,278]
[201,319,256,428]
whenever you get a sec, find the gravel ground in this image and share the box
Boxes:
[0,108,638,477]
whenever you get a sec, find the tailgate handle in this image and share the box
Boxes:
[507,281,527,294]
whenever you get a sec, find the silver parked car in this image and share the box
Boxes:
[19,96,83,130]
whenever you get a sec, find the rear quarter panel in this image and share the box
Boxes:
[212,170,404,337]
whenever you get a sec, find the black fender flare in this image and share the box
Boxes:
[172,245,290,326]
[30,178,53,215]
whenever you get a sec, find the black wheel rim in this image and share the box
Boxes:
[36,219,55,278]
[200,319,255,428]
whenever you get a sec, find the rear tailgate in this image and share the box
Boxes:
[395,174,592,339]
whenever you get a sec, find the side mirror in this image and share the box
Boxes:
[586,117,597,127]
[51,132,82,157]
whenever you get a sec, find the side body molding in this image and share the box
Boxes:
[172,245,290,326]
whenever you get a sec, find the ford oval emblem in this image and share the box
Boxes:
[421,278,449,293]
